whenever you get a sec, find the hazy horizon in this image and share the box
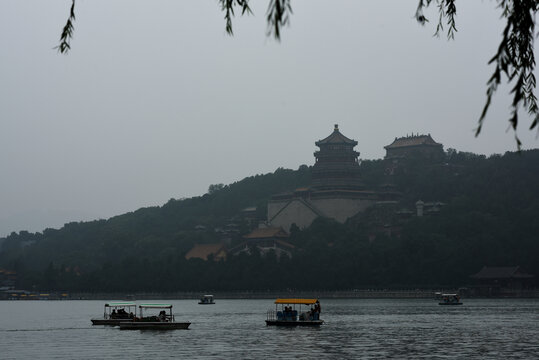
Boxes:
[1,1,538,237]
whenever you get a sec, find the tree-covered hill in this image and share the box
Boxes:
[0,167,311,278]
[1,150,538,292]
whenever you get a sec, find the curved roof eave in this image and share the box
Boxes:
[316,124,358,146]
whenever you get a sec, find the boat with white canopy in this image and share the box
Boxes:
[119,304,190,330]
[91,302,136,325]
[438,293,463,305]
[198,295,215,305]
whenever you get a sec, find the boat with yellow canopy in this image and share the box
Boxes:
[266,298,323,326]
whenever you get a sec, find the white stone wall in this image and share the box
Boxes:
[310,198,374,223]
[268,199,319,232]
[267,201,287,223]
[268,196,374,231]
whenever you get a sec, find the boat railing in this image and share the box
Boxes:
[267,310,276,321]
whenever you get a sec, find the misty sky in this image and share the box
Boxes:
[1,0,538,236]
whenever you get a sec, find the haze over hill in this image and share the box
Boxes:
[2,1,539,237]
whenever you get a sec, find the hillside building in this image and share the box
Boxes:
[469,266,535,296]
[185,243,227,261]
[415,200,445,217]
[268,125,377,232]
[384,134,444,161]
[229,227,294,259]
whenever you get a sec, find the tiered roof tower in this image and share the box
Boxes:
[311,124,364,190]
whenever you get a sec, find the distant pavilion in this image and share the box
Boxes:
[470,266,534,296]
[384,134,444,161]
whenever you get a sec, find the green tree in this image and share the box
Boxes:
[2,150,538,291]
[208,183,225,195]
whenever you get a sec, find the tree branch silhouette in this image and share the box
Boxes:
[55,0,75,54]
[55,0,539,147]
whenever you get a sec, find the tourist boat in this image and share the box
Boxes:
[91,302,136,325]
[438,293,463,305]
[119,304,191,330]
[198,294,215,305]
[266,298,324,326]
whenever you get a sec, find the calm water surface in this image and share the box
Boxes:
[1,298,538,359]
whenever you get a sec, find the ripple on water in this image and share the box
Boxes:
[1,299,538,359]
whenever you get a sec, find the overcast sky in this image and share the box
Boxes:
[0,0,537,237]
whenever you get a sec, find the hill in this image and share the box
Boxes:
[0,150,538,292]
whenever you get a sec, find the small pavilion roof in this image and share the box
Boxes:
[315,124,358,146]
[244,227,289,239]
[185,243,226,260]
[470,266,534,279]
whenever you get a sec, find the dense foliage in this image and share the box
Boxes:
[1,150,538,292]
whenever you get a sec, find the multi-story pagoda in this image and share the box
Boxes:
[267,125,377,232]
[311,124,364,191]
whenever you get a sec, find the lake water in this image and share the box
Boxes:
[1,298,538,359]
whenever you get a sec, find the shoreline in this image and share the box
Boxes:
[3,289,537,300]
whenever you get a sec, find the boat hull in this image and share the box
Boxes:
[438,302,463,305]
[119,322,191,330]
[265,320,323,327]
[91,319,133,326]
[198,302,215,305]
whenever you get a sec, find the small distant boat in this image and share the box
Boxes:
[266,298,324,326]
[438,293,463,305]
[91,302,136,325]
[198,295,215,305]
[119,304,190,330]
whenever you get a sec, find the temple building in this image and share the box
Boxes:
[185,243,227,261]
[228,227,294,259]
[384,134,444,161]
[268,125,377,232]
[311,124,364,191]
[469,266,535,296]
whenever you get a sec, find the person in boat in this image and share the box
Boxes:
[284,306,292,320]
[314,301,321,314]
[159,310,166,322]
[311,301,321,320]
[308,307,314,320]
[111,309,117,319]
